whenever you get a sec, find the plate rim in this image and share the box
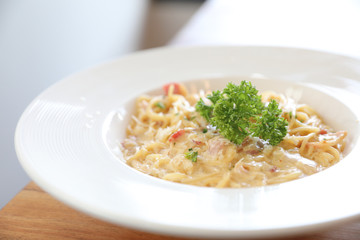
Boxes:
[15,45,360,238]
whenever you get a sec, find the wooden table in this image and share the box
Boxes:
[0,181,359,240]
[3,0,360,239]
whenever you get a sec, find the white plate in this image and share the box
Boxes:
[15,46,360,239]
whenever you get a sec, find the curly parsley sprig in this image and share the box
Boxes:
[195,81,288,146]
[185,148,198,162]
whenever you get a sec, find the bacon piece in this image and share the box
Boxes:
[317,130,347,146]
[245,149,261,155]
[242,165,250,171]
[208,137,227,154]
[169,129,185,142]
[192,140,203,145]
[319,129,328,135]
[163,83,181,95]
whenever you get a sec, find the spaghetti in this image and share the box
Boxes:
[121,83,347,187]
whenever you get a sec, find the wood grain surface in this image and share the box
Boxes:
[0,182,359,240]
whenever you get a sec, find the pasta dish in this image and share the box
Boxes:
[120,82,347,188]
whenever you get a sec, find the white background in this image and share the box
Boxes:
[0,0,149,209]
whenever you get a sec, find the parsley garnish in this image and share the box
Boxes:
[155,102,165,109]
[195,81,288,146]
[185,148,198,162]
[184,116,196,121]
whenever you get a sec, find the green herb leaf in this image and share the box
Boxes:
[252,100,288,145]
[195,98,213,122]
[195,81,288,145]
[184,116,196,121]
[155,102,165,109]
[185,149,198,162]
